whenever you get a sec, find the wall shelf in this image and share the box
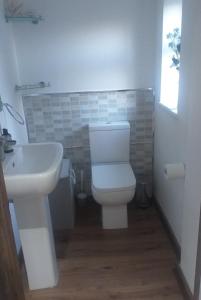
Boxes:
[5,15,43,24]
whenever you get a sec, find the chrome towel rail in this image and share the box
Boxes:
[15,82,50,91]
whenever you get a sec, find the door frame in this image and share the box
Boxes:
[0,162,25,300]
[194,203,201,300]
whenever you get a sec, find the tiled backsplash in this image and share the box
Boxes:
[23,89,155,195]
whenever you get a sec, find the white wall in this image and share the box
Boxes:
[155,0,201,293]
[13,0,158,93]
[180,0,201,292]
[154,0,185,245]
[154,105,185,244]
[0,0,28,254]
[0,1,27,143]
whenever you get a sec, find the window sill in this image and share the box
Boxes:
[157,102,178,119]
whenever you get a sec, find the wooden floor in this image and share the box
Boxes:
[23,200,183,300]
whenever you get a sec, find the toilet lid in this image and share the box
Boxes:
[92,163,136,192]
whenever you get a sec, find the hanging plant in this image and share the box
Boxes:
[167,28,181,71]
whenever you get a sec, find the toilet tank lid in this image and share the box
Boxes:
[89,121,130,131]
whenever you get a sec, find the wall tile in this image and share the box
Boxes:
[23,89,155,195]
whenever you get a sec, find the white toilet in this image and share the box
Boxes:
[89,121,136,229]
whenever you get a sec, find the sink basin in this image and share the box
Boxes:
[3,142,63,290]
[3,143,63,198]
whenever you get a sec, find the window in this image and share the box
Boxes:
[160,0,182,113]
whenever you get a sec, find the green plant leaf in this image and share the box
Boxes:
[172,57,179,65]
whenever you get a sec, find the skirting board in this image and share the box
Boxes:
[154,197,181,260]
[174,264,193,300]
[154,197,193,299]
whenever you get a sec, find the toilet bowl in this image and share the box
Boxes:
[89,121,136,229]
[92,163,136,229]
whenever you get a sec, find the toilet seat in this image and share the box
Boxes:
[92,163,136,193]
[91,163,136,228]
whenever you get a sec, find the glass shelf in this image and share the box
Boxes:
[5,15,43,24]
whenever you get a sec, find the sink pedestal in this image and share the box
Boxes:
[3,143,63,290]
[14,196,58,290]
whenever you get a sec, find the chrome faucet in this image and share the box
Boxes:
[0,135,16,161]
[1,129,16,154]
[4,139,16,153]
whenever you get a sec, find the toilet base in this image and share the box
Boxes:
[102,205,128,229]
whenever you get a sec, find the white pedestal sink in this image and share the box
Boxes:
[3,143,63,290]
